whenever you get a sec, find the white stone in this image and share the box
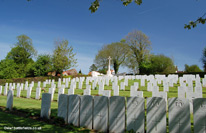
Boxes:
[120,82,125,90]
[49,88,55,101]
[35,87,41,99]
[102,90,111,97]
[83,89,91,95]
[178,86,185,98]
[0,86,2,95]
[16,86,21,97]
[4,85,8,96]
[37,81,41,88]
[68,88,74,95]
[26,86,32,98]
[113,85,119,96]
[13,83,16,90]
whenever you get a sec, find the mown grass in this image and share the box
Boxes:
[0,111,76,133]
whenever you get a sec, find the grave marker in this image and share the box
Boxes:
[147,97,166,133]
[35,87,41,100]
[26,86,32,98]
[58,94,69,123]
[40,93,51,119]
[4,85,8,96]
[68,95,80,127]
[6,90,13,111]
[68,88,74,95]
[127,97,144,133]
[109,96,125,133]
[93,96,108,132]
[193,98,206,133]
[102,90,111,97]
[0,86,2,95]
[16,86,21,97]
[168,98,191,133]
[80,95,93,129]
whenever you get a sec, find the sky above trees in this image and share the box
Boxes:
[0,0,206,74]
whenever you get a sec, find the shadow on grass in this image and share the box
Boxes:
[0,107,90,133]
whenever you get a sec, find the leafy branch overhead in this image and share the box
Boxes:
[184,13,206,29]
[89,0,142,13]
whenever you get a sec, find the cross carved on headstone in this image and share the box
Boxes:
[132,114,139,128]
[152,116,161,131]
[131,100,138,109]
[152,101,160,108]
[176,117,182,133]
[97,111,104,124]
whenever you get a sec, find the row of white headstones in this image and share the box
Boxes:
[0,74,205,104]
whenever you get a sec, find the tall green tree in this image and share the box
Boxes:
[6,34,37,77]
[94,45,109,70]
[184,64,202,72]
[89,64,98,72]
[201,47,206,72]
[149,54,176,74]
[124,30,151,74]
[32,54,53,76]
[0,59,19,79]
[52,39,77,75]
[94,42,129,74]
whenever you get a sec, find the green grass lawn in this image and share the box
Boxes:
[0,111,75,133]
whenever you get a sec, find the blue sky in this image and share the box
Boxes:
[0,0,206,74]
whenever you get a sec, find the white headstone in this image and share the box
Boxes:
[68,88,75,95]
[16,86,21,97]
[83,89,91,95]
[4,85,8,96]
[113,85,119,96]
[102,90,111,97]
[35,87,41,100]
[0,86,2,95]
[26,86,32,98]
[120,82,125,90]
